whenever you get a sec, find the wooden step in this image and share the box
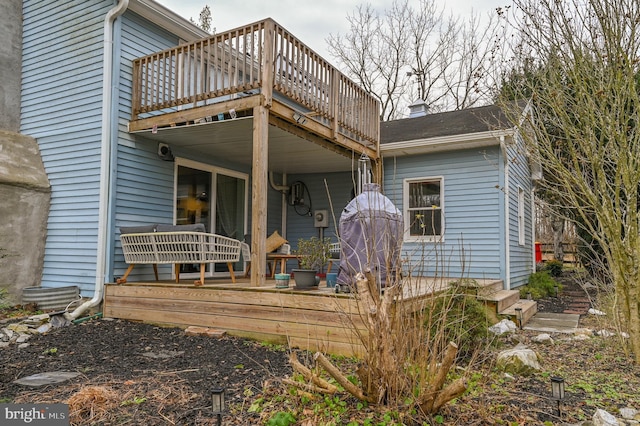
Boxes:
[478,289,521,312]
[500,299,538,327]
[460,279,504,297]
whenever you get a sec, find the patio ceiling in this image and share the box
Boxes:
[130,116,356,174]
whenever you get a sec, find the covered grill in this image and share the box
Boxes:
[336,183,403,291]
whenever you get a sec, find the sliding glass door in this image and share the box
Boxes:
[175,159,248,278]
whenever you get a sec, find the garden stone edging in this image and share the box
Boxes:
[0,313,60,348]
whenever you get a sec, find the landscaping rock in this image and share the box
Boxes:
[531,333,554,344]
[593,409,620,426]
[489,319,517,335]
[496,344,542,375]
[7,323,29,334]
[13,371,82,387]
[142,349,185,359]
[619,407,639,420]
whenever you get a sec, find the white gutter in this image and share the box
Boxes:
[500,135,511,290]
[128,0,208,41]
[67,0,129,320]
[381,129,513,156]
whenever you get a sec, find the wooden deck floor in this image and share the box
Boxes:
[103,276,499,357]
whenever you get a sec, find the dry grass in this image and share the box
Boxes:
[13,373,206,426]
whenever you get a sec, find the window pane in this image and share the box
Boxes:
[409,209,441,236]
[409,181,440,208]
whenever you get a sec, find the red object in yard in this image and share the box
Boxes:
[535,242,542,263]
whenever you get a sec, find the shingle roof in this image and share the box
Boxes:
[380,104,512,144]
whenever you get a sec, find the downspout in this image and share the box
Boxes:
[67,0,129,320]
[500,135,511,290]
[531,182,537,272]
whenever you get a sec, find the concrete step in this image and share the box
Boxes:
[461,279,504,297]
[478,290,521,313]
[500,299,538,327]
[523,312,580,333]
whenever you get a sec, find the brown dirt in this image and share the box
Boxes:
[1,274,638,425]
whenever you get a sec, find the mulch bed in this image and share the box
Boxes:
[0,319,291,425]
[1,272,638,425]
[536,272,597,315]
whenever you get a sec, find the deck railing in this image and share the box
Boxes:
[131,18,379,146]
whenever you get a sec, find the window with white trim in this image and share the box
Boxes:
[518,187,525,245]
[404,177,443,239]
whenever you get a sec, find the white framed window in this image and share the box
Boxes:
[404,177,444,241]
[518,186,525,245]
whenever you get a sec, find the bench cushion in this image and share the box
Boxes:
[120,224,157,234]
[155,223,206,232]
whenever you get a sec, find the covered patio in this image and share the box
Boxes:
[126,18,381,288]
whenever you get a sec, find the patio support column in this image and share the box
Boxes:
[249,20,275,287]
[251,104,269,287]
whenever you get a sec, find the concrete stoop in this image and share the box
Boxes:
[468,280,538,327]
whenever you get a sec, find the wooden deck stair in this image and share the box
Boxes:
[464,280,538,327]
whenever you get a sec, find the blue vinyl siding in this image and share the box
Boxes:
[506,134,534,287]
[21,0,113,294]
[384,147,504,281]
[110,11,181,281]
[285,171,355,272]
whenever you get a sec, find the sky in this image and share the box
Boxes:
[155,0,508,60]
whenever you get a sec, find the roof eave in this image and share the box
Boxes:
[380,129,515,156]
[129,0,209,42]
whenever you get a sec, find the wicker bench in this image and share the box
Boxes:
[118,224,241,286]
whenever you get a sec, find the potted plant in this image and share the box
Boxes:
[292,237,331,289]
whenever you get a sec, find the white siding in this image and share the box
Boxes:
[384,147,504,280]
[21,0,113,294]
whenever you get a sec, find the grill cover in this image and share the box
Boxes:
[337,183,403,289]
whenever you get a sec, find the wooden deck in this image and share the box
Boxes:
[103,276,499,357]
[128,18,380,158]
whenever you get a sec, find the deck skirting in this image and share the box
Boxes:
[103,282,368,357]
[103,277,493,357]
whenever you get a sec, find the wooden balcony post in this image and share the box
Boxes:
[251,103,269,287]
[131,59,141,120]
[262,19,275,108]
[331,68,339,139]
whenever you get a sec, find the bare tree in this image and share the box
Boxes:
[190,5,213,34]
[327,0,502,120]
[444,11,503,110]
[499,0,640,362]
[327,3,410,120]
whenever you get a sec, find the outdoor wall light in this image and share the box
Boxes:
[293,112,307,125]
[551,376,565,417]
[211,386,226,425]
[515,307,523,329]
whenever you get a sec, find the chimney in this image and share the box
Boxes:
[408,99,429,118]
